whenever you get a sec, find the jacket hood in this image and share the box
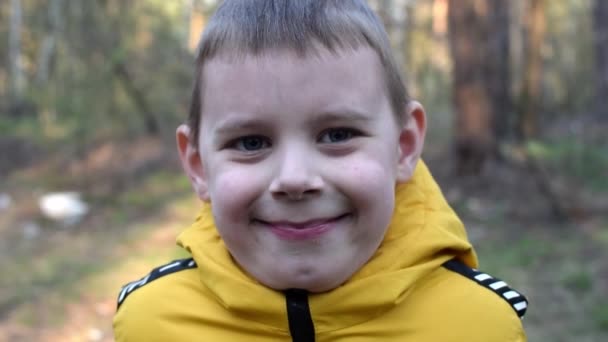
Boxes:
[177,160,477,333]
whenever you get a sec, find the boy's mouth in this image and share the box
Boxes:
[252,213,351,240]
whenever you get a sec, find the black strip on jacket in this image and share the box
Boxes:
[285,289,315,342]
[443,258,529,319]
[116,258,197,310]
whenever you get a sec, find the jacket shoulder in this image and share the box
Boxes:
[402,259,529,341]
[113,258,203,341]
[442,258,528,319]
[116,257,198,310]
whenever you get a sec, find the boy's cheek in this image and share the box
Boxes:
[330,159,396,199]
[333,157,397,188]
[208,169,266,209]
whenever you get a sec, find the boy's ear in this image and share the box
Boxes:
[396,101,427,183]
[176,124,210,201]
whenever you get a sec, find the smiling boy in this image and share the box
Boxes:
[114,1,528,341]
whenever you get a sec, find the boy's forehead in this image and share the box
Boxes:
[201,46,385,86]
[201,48,388,112]
[198,47,391,125]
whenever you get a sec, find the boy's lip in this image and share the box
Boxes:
[254,214,350,240]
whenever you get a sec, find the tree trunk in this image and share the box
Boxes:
[593,0,608,118]
[487,0,512,141]
[9,0,25,112]
[113,62,161,135]
[432,0,449,36]
[448,0,496,175]
[519,0,545,140]
[373,0,412,85]
[389,0,409,79]
[510,0,525,117]
[36,0,63,85]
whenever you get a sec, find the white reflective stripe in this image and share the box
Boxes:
[503,291,520,300]
[474,273,492,282]
[159,261,181,273]
[118,282,137,304]
[117,286,130,304]
[118,275,150,304]
[188,260,196,267]
[127,276,148,292]
[514,301,528,311]
[125,282,138,293]
[138,274,150,287]
[489,281,508,290]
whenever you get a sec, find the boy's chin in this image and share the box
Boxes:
[267,279,345,294]
[254,267,354,293]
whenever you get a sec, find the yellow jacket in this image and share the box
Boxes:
[114,162,528,341]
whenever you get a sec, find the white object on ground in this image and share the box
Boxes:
[38,192,89,226]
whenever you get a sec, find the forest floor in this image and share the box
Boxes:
[0,116,607,342]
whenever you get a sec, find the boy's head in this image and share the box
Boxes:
[187,0,411,144]
[177,0,426,292]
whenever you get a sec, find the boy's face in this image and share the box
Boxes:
[177,47,426,292]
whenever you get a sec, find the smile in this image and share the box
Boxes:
[254,214,350,240]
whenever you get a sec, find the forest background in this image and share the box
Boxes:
[0,0,607,341]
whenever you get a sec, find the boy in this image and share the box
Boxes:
[114,1,528,341]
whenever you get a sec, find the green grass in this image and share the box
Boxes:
[470,221,608,342]
[595,303,608,331]
[527,139,608,191]
[560,268,593,292]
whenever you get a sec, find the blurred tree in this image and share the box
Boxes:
[447,0,511,174]
[0,0,595,160]
[487,0,512,141]
[374,0,413,86]
[518,0,545,139]
[593,0,608,117]
[35,0,62,85]
[113,61,160,135]
[387,0,411,80]
[8,0,25,114]
[0,0,195,144]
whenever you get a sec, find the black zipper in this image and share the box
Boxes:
[285,289,315,342]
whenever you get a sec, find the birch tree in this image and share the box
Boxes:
[8,0,24,110]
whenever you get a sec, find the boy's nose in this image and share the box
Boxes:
[269,150,323,201]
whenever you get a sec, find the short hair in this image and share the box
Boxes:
[187,0,410,144]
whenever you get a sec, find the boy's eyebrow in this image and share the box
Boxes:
[213,108,372,135]
[214,116,268,135]
[311,108,372,123]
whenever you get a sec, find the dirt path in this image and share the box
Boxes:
[0,188,198,342]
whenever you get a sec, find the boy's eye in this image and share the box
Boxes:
[231,135,271,152]
[319,128,358,143]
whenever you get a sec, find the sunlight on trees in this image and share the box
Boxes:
[0,0,603,174]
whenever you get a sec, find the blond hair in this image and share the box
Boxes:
[188,0,409,143]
